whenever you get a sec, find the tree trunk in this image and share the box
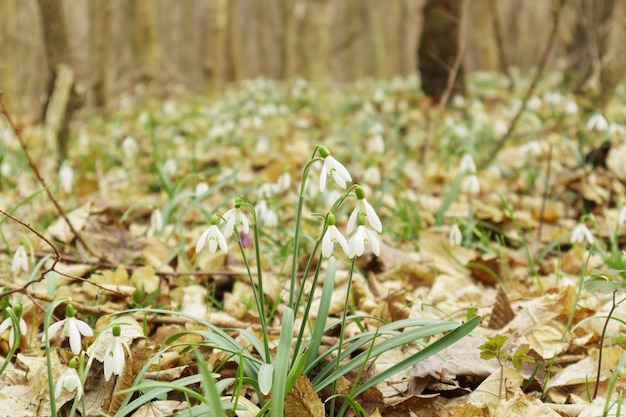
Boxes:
[133,0,160,77]
[301,0,334,82]
[0,0,16,109]
[468,0,499,72]
[91,0,111,107]
[203,0,227,97]
[225,0,242,83]
[418,0,464,100]
[36,0,77,163]
[596,0,626,109]
[280,0,297,79]
[367,0,386,78]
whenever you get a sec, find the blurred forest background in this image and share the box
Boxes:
[0,0,625,118]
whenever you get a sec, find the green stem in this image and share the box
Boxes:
[235,216,270,362]
[289,152,323,309]
[329,258,357,417]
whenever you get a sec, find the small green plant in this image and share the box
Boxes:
[582,269,626,400]
[479,334,535,402]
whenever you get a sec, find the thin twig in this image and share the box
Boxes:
[481,0,564,168]
[0,92,95,257]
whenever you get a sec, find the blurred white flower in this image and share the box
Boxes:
[492,119,508,137]
[276,171,291,193]
[164,159,177,177]
[520,140,542,157]
[195,182,210,197]
[527,96,542,110]
[461,174,480,196]
[262,209,278,228]
[55,366,83,400]
[459,154,477,174]
[44,304,94,355]
[571,223,594,245]
[0,309,27,347]
[564,100,579,115]
[348,225,381,257]
[150,209,163,235]
[319,154,352,192]
[11,244,28,274]
[448,224,462,247]
[367,134,385,154]
[363,166,381,186]
[59,164,74,193]
[586,114,608,132]
[122,136,138,157]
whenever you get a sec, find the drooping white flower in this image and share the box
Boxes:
[571,223,594,245]
[448,224,462,247]
[11,244,28,274]
[103,325,125,381]
[0,305,27,347]
[163,158,177,177]
[461,174,480,196]
[564,100,579,115]
[222,203,250,238]
[150,209,163,235]
[346,186,382,234]
[55,363,83,400]
[196,216,228,254]
[348,224,381,257]
[321,214,350,258]
[195,182,210,197]
[363,166,381,186]
[318,147,352,192]
[59,164,74,193]
[520,140,542,157]
[459,154,477,174]
[586,114,608,132]
[261,209,278,228]
[122,136,138,157]
[43,304,94,355]
[276,171,291,193]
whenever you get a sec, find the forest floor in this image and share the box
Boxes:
[1,73,626,417]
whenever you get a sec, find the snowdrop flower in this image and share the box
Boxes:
[363,165,381,186]
[459,153,477,174]
[59,163,74,193]
[520,140,542,157]
[0,304,27,347]
[43,304,94,355]
[11,244,28,274]
[321,213,350,258]
[55,358,83,400]
[276,171,291,192]
[492,119,508,137]
[318,146,352,192]
[367,134,385,154]
[222,197,250,238]
[608,123,625,137]
[448,224,462,247]
[347,186,382,233]
[104,325,125,381]
[163,158,177,177]
[461,174,480,196]
[564,100,579,115]
[348,213,381,257]
[122,136,138,157]
[571,223,594,245]
[261,209,278,228]
[150,208,163,236]
[196,214,228,254]
[586,114,608,132]
[195,182,210,197]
